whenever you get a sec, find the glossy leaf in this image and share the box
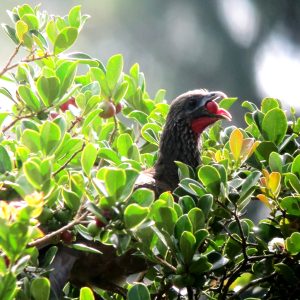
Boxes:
[127,283,150,300]
[40,121,61,156]
[81,143,97,176]
[180,231,196,264]
[286,232,300,255]
[198,165,221,196]
[18,85,41,111]
[30,278,50,300]
[37,76,60,105]
[124,204,149,229]
[54,27,78,54]
[79,287,94,300]
[280,196,300,216]
[262,108,287,145]
[106,54,123,91]
[0,145,12,173]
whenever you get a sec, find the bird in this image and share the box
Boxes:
[135,89,231,197]
[49,89,232,299]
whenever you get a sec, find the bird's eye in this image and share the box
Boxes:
[187,99,198,110]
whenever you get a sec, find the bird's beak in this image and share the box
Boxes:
[203,91,232,121]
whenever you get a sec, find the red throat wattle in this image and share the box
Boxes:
[191,101,232,134]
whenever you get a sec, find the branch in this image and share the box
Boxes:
[227,272,276,300]
[67,116,83,133]
[52,142,86,177]
[154,255,176,272]
[0,51,53,77]
[2,111,39,133]
[233,205,248,261]
[28,210,88,248]
[0,43,22,77]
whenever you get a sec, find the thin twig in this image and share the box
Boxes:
[2,111,38,133]
[52,142,86,177]
[227,272,276,300]
[233,205,248,261]
[155,255,176,272]
[67,116,82,133]
[28,210,88,248]
[0,52,53,77]
[0,43,22,77]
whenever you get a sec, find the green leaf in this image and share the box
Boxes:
[71,243,102,254]
[189,256,212,275]
[54,27,78,55]
[117,133,133,157]
[280,196,300,216]
[0,87,15,102]
[23,160,43,189]
[68,6,81,28]
[219,97,238,110]
[81,143,97,176]
[37,76,60,105]
[2,24,19,44]
[114,81,128,103]
[62,189,80,211]
[286,232,300,255]
[15,20,28,42]
[18,85,41,111]
[21,129,41,152]
[46,20,57,44]
[262,108,287,145]
[130,188,155,207]
[198,165,221,196]
[180,231,196,264]
[0,273,17,300]
[174,215,193,239]
[291,154,300,178]
[79,287,94,300]
[40,121,61,156]
[90,67,110,97]
[103,167,126,199]
[269,152,283,173]
[30,278,50,300]
[56,61,78,98]
[198,194,213,218]
[238,170,260,204]
[21,14,39,30]
[155,206,178,235]
[0,145,12,173]
[285,173,300,194]
[224,234,242,260]
[188,208,205,232]
[141,123,162,146]
[106,54,123,91]
[194,229,209,248]
[124,204,149,229]
[127,283,150,300]
[261,97,280,113]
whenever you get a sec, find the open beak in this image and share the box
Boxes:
[203,91,232,121]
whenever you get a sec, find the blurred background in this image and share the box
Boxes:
[1,0,300,119]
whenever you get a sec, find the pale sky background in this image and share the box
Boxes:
[1,0,300,114]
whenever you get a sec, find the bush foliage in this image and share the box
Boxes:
[0,4,300,300]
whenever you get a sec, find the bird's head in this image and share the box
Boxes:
[168,89,232,134]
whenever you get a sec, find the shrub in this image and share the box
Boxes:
[0,4,299,300]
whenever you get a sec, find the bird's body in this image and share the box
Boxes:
[49,89,232,299]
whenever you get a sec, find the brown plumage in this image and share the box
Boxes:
[49,89,231,299]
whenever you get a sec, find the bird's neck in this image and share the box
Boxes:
[154,120,201,190]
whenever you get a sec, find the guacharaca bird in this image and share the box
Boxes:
[49,89,232,299]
